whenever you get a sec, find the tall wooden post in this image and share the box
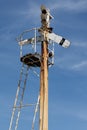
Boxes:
[39,5,52,130]
[40,40,48,130]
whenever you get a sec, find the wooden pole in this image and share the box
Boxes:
[40,40,48,130]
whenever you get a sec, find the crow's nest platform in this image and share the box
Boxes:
[20,53,41,67]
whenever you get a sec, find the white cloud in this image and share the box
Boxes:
[50,101,87,121]
[12,2,40,23]
[49,0,87,12]
[77,110,87,121]
[72,41,87,47]
[56,54,87,72]
[54,50,87,73]
[71,61,87,71]
[65,108,87,121]
[18,5,40,20]
[54,39,87,73]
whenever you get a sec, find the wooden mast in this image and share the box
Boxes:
[39,5,52,130]
[40,39,48,130]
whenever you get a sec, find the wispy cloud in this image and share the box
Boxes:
[49,0,87,12]
[16,4,40,21]
[55,53,87,73]
[10,2,41,24]
[55,53,87,74]
[71,60,87,71]
[63,107,87,121]
[72,41,87,47]
[54,38,87,73]
[50,101,87,121]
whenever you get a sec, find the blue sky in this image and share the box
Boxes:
[0,0,87,130]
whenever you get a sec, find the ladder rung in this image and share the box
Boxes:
[13,104,36,108]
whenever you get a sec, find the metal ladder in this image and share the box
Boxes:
[9,63,29,130]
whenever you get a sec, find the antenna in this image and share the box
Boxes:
[8,5,70,130]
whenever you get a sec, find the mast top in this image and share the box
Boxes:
[40,5,53,29]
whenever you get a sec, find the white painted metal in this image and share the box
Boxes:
[18,36,43,46]
[9,64,29,130]
[34,28,37,52]
[47,33,70,48]
[32,94,40,130]
[41,5,53,20]
[41,5,53,28]
[18,32,70,48]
